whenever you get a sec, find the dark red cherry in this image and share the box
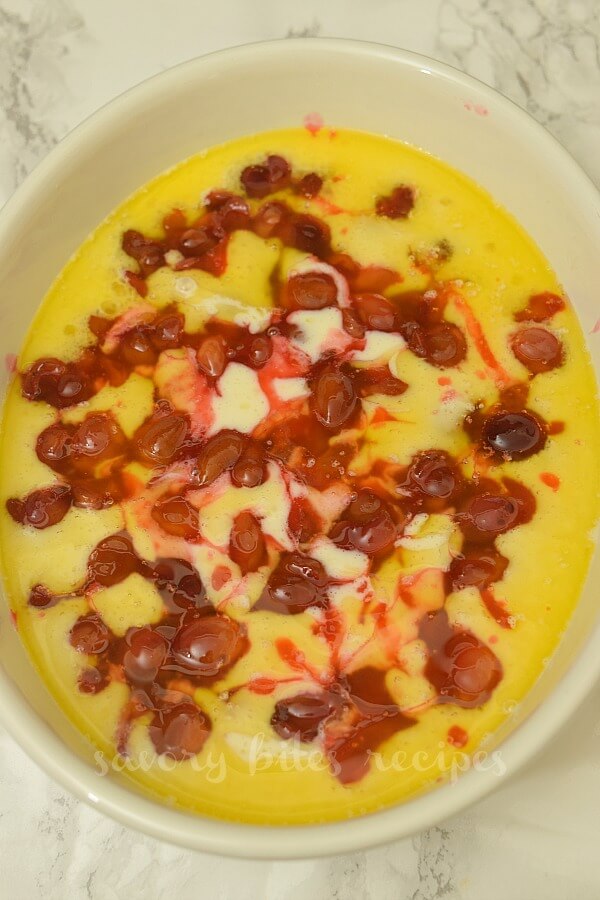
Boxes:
[152,311,185,350]
[120,327,157,366]
[311,368,357,429]
[271,691,343,741]
[6,484,72,529]
[70,413,126,469]
[296,172,323,198]
[481,410,546,460]
[376,185,415,219]
[152,495,199,540]
[404,450,463,506]
[420,610,502,707]
[36,423,72,469]
[229,511,267,574]
[88,533,140,586]
[407,322,467,367]
[21,358,93,408]
[514,291,565,322]
[461,494,521,541]
[134,410,188,466]
[449,549,508,591]
[123,628,168,683]
[171,615,248,677]
[231,443,266,488]
[353,294,397,332]
[152,557,209,612]
[330,490,397,556]
[194,431,244,486]
[148,702,211,760]
[285,272,337,310]
[69,614,111,655]
[511,327,563,374]
[197,336,227,378]
[256,553,330,614]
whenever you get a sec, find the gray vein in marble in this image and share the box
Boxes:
[0,0,84,196]
[436,0,600,182]
[286,20,322,39]
[410,828,454,900]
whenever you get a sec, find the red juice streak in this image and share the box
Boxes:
[453,294,512,387]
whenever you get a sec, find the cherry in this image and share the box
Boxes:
[403,450,463,508]
[406,322,467,367]
[194,431,244,486]
[78,666,109,694]
[241,155,291,198]
[341,309,366,339]
[88,532,140,586]
[231,443,265,488]
[295,172,323,198]
[123,628,168,683]
[448,549,508,591]
[179,226,218,258]
[353,294,397,332]
[511,326,563,374]
[460,493,521,542]
[70,413,126,470]
[239,334,272,368]
[134,408,188,467]
[229,511,267,574]
[148,702,211,760]
[122,230,164,275]
[69,614,111,655]
[514,291,565,323]
[330,489,397,556]
[285,272,337,310]
[152,557,209,612]
[152,495,199,540]
[171,614,248,678]
[256,552,331,614]
[204,191,250,231]
[481,410,546,460]
[376,185,415,219]
[21,358,93,408]
[311,368,357,429]
[287,214,331,257]
[36,423,71,469]
[271,691,343,741]
[152,311,185,351]
[252,201,288,239]
[120,327,157,367]
[197,336,227,378]
[6,484,72,529]
[420,610,502,707]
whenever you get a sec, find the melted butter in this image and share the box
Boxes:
[0,128,599,825]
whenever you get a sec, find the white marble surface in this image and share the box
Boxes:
[1,1,600,897]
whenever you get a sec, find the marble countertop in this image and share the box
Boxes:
[1,0,599,897]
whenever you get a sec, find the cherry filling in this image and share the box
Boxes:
[11,151,562,783]
[481,410,547,460]
[255,553,332,614]
[329,489,398,557]
[170,614,248,678]
[376,185,415,219]
[511,326,564,374]
[420,610,502,707]
[271,691,344,741]
[148,703,211,760]
[284,272,338,310]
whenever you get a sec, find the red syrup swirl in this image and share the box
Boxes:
[11,151,560,781]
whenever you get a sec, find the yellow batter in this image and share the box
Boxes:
[0,127,598,824]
